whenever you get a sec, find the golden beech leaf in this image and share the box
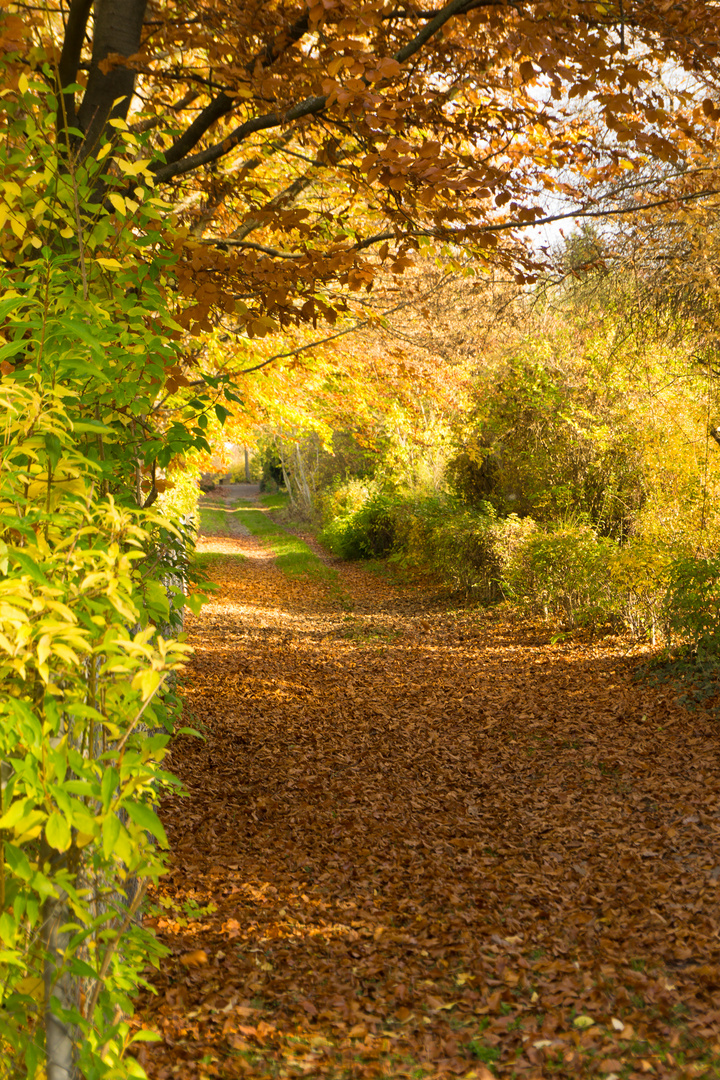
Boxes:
[178,950,208,968]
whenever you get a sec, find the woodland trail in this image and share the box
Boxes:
[135,500,720,1080]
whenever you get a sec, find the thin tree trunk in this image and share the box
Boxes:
[43,891,78,1080]
[293,442,313,514]
[277,441,294,503]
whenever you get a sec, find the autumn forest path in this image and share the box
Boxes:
[135,499,720,1080]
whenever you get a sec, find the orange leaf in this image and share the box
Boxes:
[178,950,208,968]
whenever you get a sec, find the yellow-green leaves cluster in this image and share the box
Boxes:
[0,379,192,1077]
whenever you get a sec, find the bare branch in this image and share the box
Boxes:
[231,137,350,242]
[128,89,199,134]
[187,273,457,382]
[197,238,304,259]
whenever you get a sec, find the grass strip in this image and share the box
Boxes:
[232,500,337,584]
[198,506,238,537]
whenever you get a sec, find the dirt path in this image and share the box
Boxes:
[134,514,720,1080]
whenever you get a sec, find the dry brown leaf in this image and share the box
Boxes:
[132,506,720,1080]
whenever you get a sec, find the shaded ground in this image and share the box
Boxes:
[134,502,720,1080]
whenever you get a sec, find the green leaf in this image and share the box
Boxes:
[68,957,98,979]
[71,420,114,435]
[0,911,18,946]
[101,767,119,812]
[11,552,51,586]
[184,593,208,616]
[45,812,71,853]
[124,800,168,848]
[102,812,120,861]
[43,432,63,470]
[4,843,33,882]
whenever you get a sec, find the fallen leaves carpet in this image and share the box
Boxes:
[134,508,720,1080]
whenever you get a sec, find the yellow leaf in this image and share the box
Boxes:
[51,642,82,665]
[9,215,25,239]
[18,73,29,95]
[37,633,51,667]
[108,193,125,216]
[573,1015,595,1029]
[131,667,162,700]
[117,157,151,177]
[95,257,124,270]
[15,976,43,1001]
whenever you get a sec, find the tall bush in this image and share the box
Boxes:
[664,552,720,659]
[320,482,399,559]
[0,66,209,1080]
[0,381,196,1078]
[501,521,618,628]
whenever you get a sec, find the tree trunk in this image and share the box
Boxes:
[76,0,148,158]
[43,890,78,1080]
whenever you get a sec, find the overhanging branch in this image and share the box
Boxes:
[152,0,484,183]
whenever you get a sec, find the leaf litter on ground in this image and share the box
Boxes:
[133,493,720,1080]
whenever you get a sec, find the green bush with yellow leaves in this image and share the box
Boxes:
[0,381,198,1079]
[0,65,210,1080]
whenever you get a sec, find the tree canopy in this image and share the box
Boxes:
[11,0,720,347]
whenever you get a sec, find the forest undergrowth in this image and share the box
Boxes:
[133,493,720,1080]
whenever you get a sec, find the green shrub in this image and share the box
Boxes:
[320,484,398,559]
[664,552,720,658]
[393,498,531,598]
[502,520,619,628]
[0,380,196,1077]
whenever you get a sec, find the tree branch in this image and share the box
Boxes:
[198,237,304,258]
[158,12,311,170]
[230,137,350,242]
[56,0,93,134]
[77,0,148,159]
[128,89,199,134]
[187,130,296,237]
[153,0,481,183]
[153,94,330,182]
[187,273,456,382]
